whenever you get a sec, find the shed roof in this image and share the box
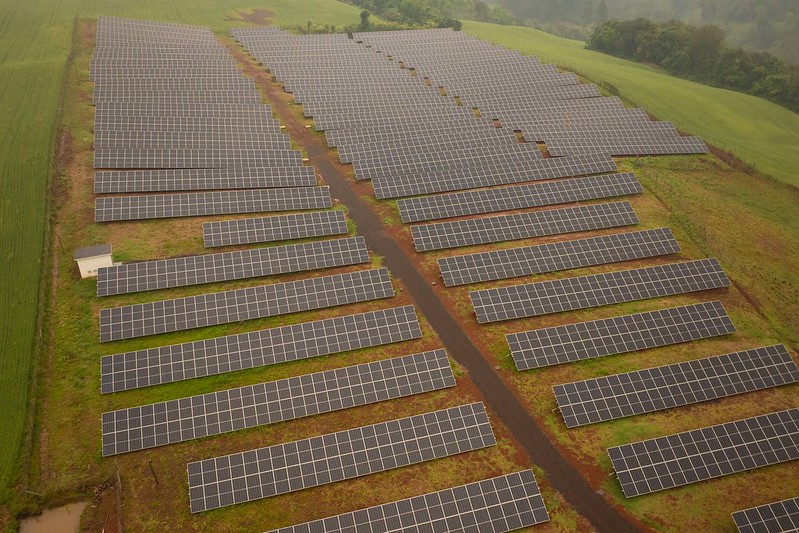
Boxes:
[74,243,112,260]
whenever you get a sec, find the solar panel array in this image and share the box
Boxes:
[87,19,795,527]
[95,187,332,222]
[187,402,496,512]
[92,16,328,220]
[230,27,631,208]
[411,201,639,252]
[98,268,395,342]
[100,305,422,393]
[354,30,707,157]
[470,258,731,323]
[102,349,457,456]
[554,345,799,428]
[438,228,680,286]
[266,469,550,533]
[397,172,643,223]
[608,407,799,498]
[96,236,369,296]
[94,167,317,194]
[507,301,736,370]
[92,18,553,528]
[203,210,349,248]
[732,496,799,533]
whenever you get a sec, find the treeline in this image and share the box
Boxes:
[340,0,516,30]
[587,19,799,112]
[491,0,798,65]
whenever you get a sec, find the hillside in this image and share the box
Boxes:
[462,20,799,189]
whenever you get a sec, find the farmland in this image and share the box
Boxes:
[1,1,798,532]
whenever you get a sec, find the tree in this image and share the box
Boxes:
[688,24,725,70]
[474,0,491,22]
[586,20,619,53]
[359,10,371,30]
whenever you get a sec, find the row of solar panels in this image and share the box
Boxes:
[92,18,553,531]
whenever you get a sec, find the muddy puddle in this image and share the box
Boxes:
[19,502,87,533]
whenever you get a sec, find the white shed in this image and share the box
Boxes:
[74,244,113,278]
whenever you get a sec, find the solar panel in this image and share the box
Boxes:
[438,228,679,286]
[94,166,317,193]
[266,469,549,533]
[98,268,395,342]
[471,258,730,324]
[554,345,799,428]
[732,496,799,533]
[203,210,348,248]
[97,236,370,296]
[508,301,735,370]
[608,407,799,498]
[546,136,708,158]
[371,154,617,199]
[93,148,302,169]
[94,131,292,151]
[100,305,422,393]
[187,402,496,513]
[93,102,274,120]
[102,349,456,457]
[397,172,642,223]
[411,201,638,252]
[95,188,332,222]
[350,146,545,181]
[93,116,280,132]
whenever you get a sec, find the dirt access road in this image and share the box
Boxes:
[224,40,646,533]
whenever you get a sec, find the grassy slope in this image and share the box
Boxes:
[0,0,374,495]
[462,21,799,189]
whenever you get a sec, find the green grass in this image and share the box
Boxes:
[461,21,799,189]
[0,0,375,497]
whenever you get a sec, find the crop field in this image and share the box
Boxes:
[462,21,799,190]
[3,1,799,532]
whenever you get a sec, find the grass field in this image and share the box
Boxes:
[462,21,799,189]
[0,0,373,497]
